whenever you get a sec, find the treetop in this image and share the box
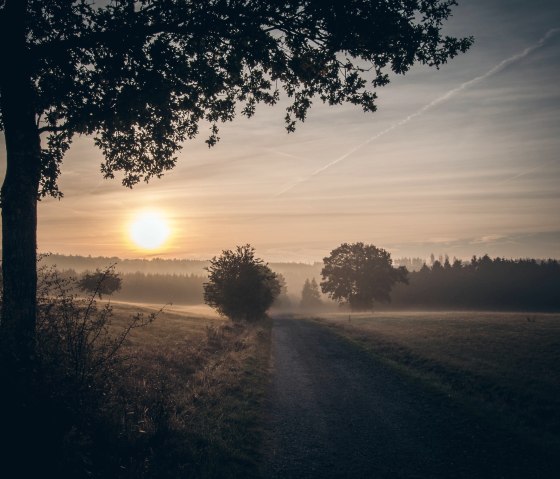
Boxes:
[0,0,472,197]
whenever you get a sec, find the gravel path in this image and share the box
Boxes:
[261,316,556,479]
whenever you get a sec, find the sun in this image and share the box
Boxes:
[129,211,170,250]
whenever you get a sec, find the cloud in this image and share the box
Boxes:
[276,27,560,197]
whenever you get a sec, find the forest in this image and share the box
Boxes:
[45,253,560,311]
[389,255,560,311]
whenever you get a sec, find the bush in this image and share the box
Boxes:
[1,260,270,478]
[203,245,281,321]
[77,267,122,298]
[1,264,156,478]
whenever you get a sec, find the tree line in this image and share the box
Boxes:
[48,269,206,306]
[62,252,560,312]
[389,255,560,311]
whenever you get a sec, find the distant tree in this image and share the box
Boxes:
[321,243,408,311]
[204,245,281,322]
[273,273,292,309]
[77,268,122,299]
[300,278,322,310]
[432,260,443,272]
[0,0,472,363]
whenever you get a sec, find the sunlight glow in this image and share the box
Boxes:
[129,211,170,250]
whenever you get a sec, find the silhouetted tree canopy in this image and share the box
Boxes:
[203,245,281,321]
[321,242,408,311]
[4,0,473,195]
[0,0,472,362]
[77,268,122,299]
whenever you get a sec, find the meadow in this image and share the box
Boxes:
[104,302,272,479]
[312,311,560,455]
[2,295,271,479]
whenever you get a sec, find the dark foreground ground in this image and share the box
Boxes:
[261,316,558,479]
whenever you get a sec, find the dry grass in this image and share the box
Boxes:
[103,301,272,478]
[107,302,223,347]
[312,311,560,452]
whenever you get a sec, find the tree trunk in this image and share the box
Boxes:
[0,0,41,365]
[1,126,41,364]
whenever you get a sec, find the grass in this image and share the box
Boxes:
[311,311,560,453]
[1,295,272,479]
[104,302,273,478]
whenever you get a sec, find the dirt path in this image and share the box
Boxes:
[261,316,555,479]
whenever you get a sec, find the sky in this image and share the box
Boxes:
[1,0,560,263]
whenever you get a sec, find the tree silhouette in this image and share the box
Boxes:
[77,268,122,299]
[388,256,560,311]
[321,242,408,311]
[300,278,322,310]
[203,245,281,321]
[0,1,471,362]
[273,272,292,309]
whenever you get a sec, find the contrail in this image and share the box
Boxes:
[496,159,557,186]
[276,27,560,197]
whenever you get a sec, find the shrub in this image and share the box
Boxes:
[1,264,156,478]
[204,245,281,321]
[77,267,122,298]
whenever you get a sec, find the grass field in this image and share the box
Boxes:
[88,301,272,478]
[312,311,560,454]
[108,302,222,347]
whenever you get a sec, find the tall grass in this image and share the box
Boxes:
[0,266,270,478]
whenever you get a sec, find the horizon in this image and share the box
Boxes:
[32,249,560,266]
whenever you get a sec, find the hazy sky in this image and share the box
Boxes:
[1,0,559,262]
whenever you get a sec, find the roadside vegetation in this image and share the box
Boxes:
[204,245,282,322]
[313,311,560,456]
[1,266,271,478]
[113,304,272,479]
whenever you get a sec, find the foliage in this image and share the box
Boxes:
[321,242,408,311]
[2,262,272,477]
[77,267,122,298]
[56,254,560,311]
[204,245,281,321]
[1,264,157,477]
[389,255,560,311]
[300,277,322,310]
[36,265,154,386]
[0,0,472,196]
